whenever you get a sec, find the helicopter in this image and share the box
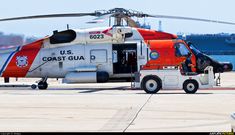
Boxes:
[0,8,233,89]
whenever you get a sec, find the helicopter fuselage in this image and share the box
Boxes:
[0,26,232,84]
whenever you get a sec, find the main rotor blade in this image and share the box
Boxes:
[87,14,112,24]
[146,14,235,25]
[0,13,97,22]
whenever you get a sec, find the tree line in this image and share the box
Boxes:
[0,32,38,47]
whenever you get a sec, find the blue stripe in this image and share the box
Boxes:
[0,46,21,76]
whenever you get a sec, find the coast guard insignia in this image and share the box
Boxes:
[16,56,28,68]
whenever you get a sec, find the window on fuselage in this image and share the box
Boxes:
[175,43,190,57]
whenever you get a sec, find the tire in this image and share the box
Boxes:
[31,84,37,89]
[38,81,48,90]
[183,80,198,94]
[142,76,162,94]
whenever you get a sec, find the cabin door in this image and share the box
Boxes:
[112,43,137,74]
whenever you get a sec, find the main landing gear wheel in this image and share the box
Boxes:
[142,76,162,94]
[183,80,198,94]
[37,77,48,90]
[38,81,48,90]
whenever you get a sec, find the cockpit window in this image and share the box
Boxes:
[188,44,201,55]
[50,30,76,44]
[175,43,190,57]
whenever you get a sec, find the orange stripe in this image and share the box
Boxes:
[2,40,43,77]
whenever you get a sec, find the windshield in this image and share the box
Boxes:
[175,43,190,57]
[188,43,201,55]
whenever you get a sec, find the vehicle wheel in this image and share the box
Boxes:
[142,76,161,94]
[38,81,48,90]
[183,80,198,94]
[31,84,37,89]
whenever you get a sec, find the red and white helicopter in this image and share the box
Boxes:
[0,8,233,89]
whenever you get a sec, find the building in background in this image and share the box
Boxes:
[0,32,38,47]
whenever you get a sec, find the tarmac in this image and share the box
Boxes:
[0,72,234,132]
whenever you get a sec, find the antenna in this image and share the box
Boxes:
[109,17,111,27]
[67,24,70,30]
[158,21,162,31]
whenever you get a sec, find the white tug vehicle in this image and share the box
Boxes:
[134,66,216,94]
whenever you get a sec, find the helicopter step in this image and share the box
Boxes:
[0,84,31,88]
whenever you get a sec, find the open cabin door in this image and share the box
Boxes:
[112,43,137,74]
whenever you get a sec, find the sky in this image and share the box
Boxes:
[0,0,235,37]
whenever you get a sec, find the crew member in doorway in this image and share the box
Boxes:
[182,52,194,74]
[128,51,137,66]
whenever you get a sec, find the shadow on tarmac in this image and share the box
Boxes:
[0,86,214,95]
[136,92,213,95]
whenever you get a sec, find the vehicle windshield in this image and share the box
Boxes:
[188,43,201,55]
